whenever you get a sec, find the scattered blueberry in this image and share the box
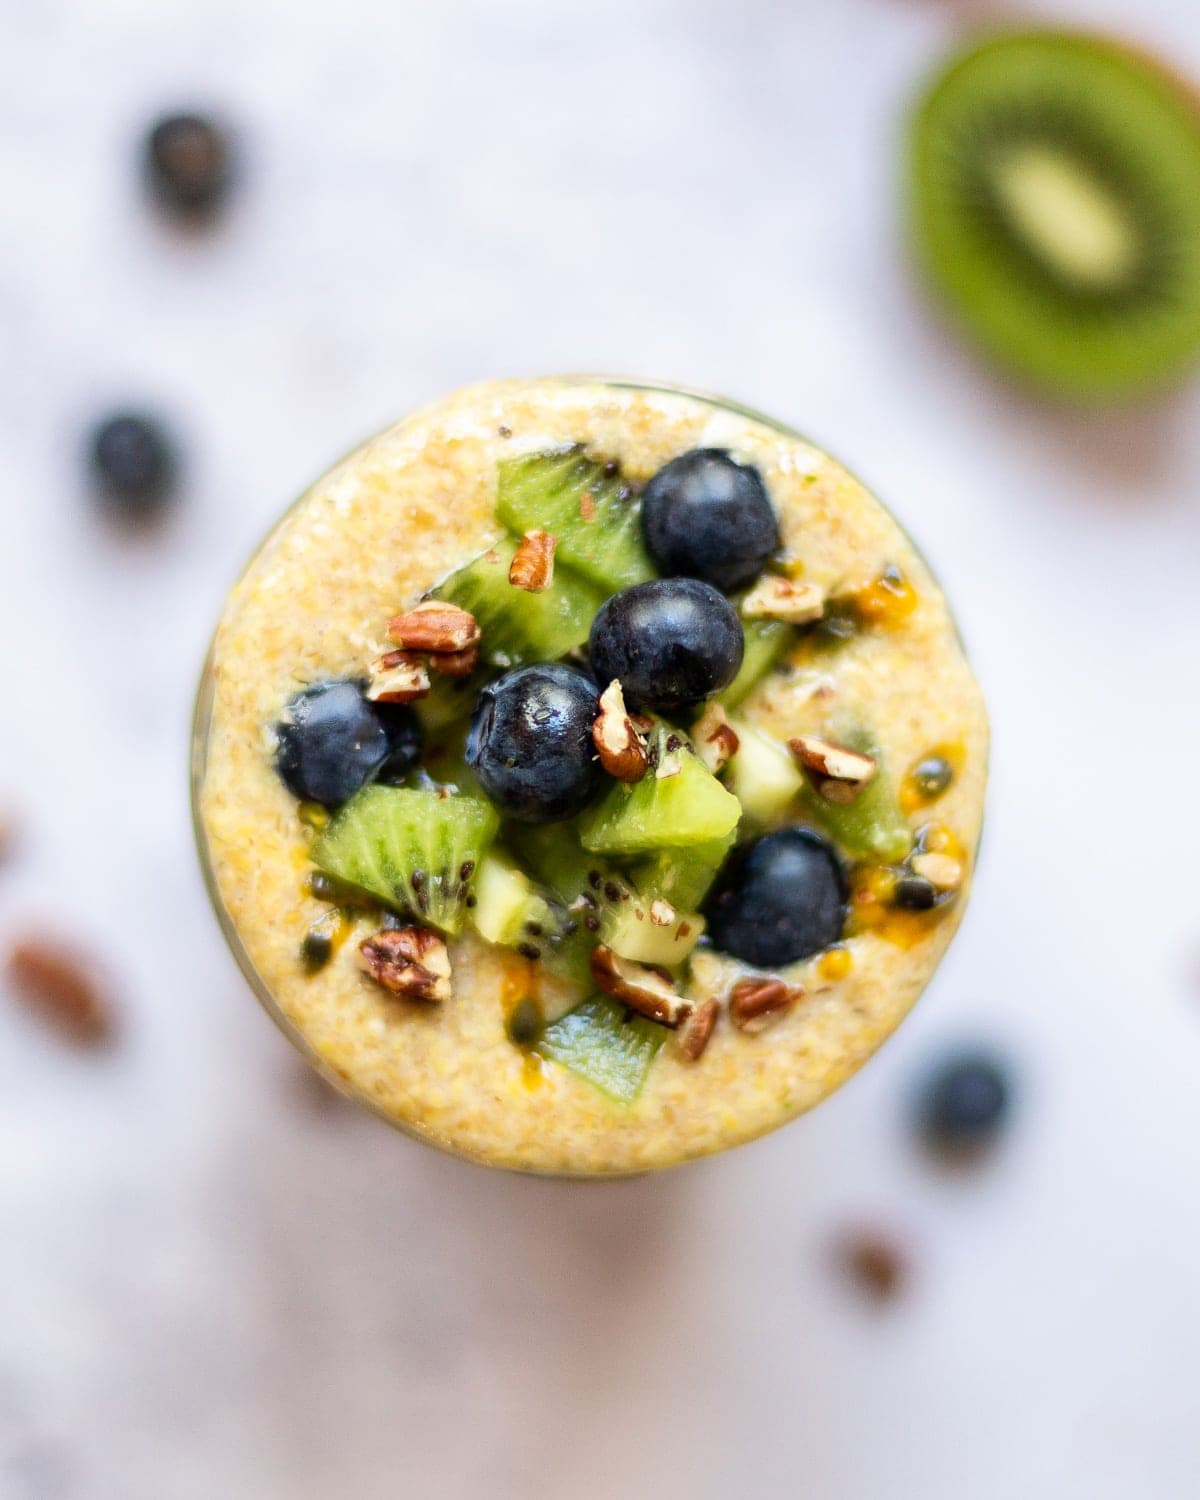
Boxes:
[145,112,232,218]
[89,412,177,515]
[373,702,424,785]
[275,680,390,807]
[704,827,846,967]
[917,1051,1011,1156]
[893,874,938,911]
[588,578,743,711]
[466,663,600,823]
[641,448,779,593]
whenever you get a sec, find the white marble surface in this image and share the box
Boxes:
[3,0,1200,1496]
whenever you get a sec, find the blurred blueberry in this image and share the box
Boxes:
[89,412,178,517]
[917,1049,1013,1159]
[144,112,233,219]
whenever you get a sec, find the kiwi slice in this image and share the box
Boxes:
[908,31,1200,400]
[437,535,603,666]
[718,619,794,711]
[799,733,911,864]
[578,724,741,857]
[312,785,498,934]
[496,448,654,593]
[537,995,667,1104]
[629,832,735,911]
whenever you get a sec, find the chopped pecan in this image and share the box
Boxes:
[649,898,676,927]
[692,702,740,774]
[5,937,113,1045]
[789,734,876,804]
[729,976,801,1033]
[508,529,557,592]
[428,644,479,679]
[358,927,451,1002]
[366,649,431,703]
[741,575,825,624]
[678,999,719,1061]
[910,852,963,891]
[654,734,686,780]
[592,680,649,782]
[579,491,596,523]
[838,1231,908,1303]
[386,600,481,654]
[589,945,691,1028]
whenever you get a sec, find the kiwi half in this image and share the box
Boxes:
[908,31,1200,400]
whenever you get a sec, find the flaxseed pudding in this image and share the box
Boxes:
[193,378,988,1175]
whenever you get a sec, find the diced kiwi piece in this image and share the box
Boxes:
[506,821,593,903]
[799,735,912,863]
[908,31,1200,401]
[496,448,654,593]
[312,785,498,934]
[415,672,484,734]
[724,720,804,827]
[718,619,794,710]
[579,725,741,856]
[470,852,557,949]
[600,898,704,968]
[437,535,604,667]
[537,995,667,1104]
[629,832,735,911]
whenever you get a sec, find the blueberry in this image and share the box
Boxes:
[917,1052,1011,1155]
[373,702,423,785]
[466,664,600,823]
[89,412,177,515]
[588,578,743,711]
[641,449,780,593]
[704,827,846,967]
[275,680,390,807]
[145,112,232,218]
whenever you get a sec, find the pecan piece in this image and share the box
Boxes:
[358,927,451,1002]
[741,575,825,624]
[788,735,876,804]
[649,898,676,928]
[428,644,479,679]
[508,529,557,592]
[592,680,649,782]
[692,702,740,774]
[589,945,691,1028]
[366,649,431,703]
[729,976,801,1033]
[678,998,719,1061]
[5,937,114,1046]
[386,600,481,654]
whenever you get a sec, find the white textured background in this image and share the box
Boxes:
[3,1,1200,1496]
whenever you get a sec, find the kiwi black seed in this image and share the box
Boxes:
[908,30,1200,401]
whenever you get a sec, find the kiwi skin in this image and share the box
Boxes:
[907,28,1200,403]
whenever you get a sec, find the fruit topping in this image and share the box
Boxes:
[505,997,544,1047]
[496,448,653,592]
[589,945,690,1027]
[723,721,803,827]
[591,679,650,783]
[892,874,937,911]
[677,999,719,1061]
[438,538,604,667]
[275,679,395,807]
[789,734,878,804]
[588,577,744,711]
[741,575,825,624]
[629,833,734,912]
[640,448,779,593]
[358,926,451,1001]
[507,529,558,592]
[90,411,178,517]
[372,702,424,784]
[145,111,233,219]
[900,748,959,811]
[728,976,803,1033]
[312,784,498,933]
[466,663,600,823]
[718,619,795,710]
[917,1050,1011,1156]
[909,851,963,892]
[536,995,667,1104]
[799,733,911,863]
[705,827,847,967]
[579,721,740,855]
